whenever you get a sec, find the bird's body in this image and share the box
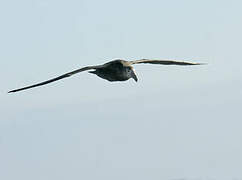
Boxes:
[8,59,204,93]
[88,60,130,82]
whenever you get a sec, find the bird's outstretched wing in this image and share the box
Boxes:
[129,59,204,66]
[8,65,101,93]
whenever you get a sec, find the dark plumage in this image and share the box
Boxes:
[8,59,204,93]
[88,60,131,82]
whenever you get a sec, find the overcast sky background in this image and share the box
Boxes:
[0,0,242,180]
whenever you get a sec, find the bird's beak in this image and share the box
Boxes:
[131,70,138,82]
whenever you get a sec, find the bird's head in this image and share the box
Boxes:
[126,66,138,82]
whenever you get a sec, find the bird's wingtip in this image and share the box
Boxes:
[193,62,207,65]
[8,90,17,93]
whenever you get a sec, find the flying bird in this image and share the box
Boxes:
[8,59,204,93]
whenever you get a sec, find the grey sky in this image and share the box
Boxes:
[0,0,242,180]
